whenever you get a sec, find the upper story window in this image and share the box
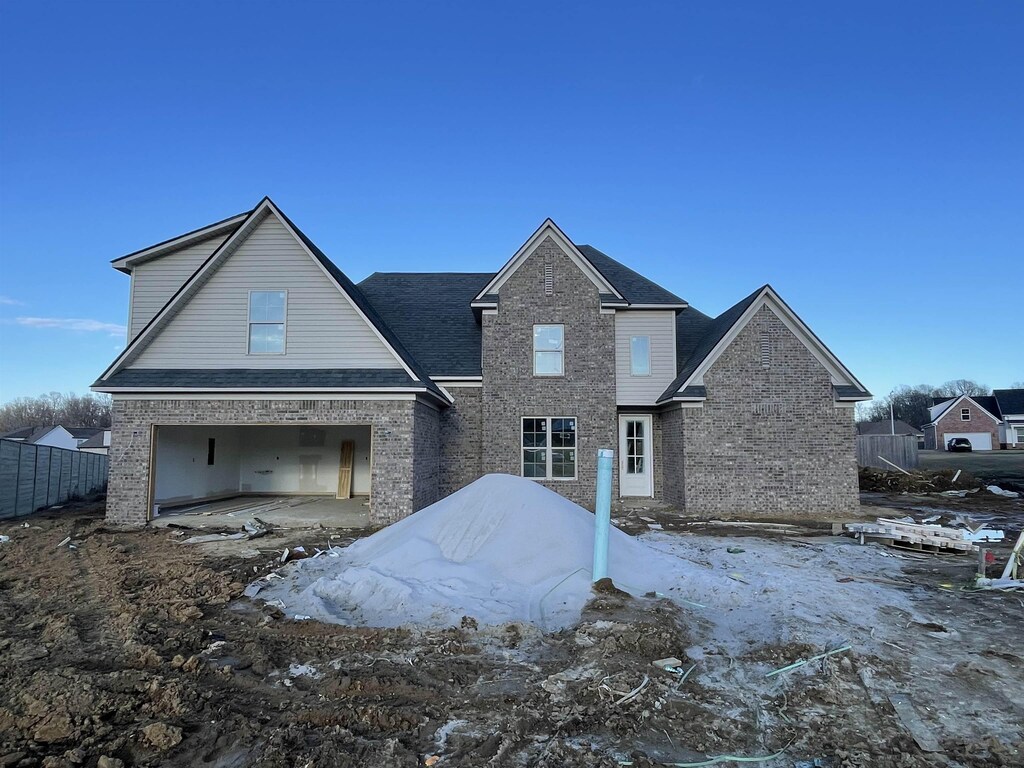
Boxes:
[248,290,286,354]
[533,324,564,376]
[960,408,970,421]
[630,335,651,376]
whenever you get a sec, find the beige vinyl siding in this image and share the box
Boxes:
[129,235,227,338]
[614,310,676,405]
[130,213,402,370]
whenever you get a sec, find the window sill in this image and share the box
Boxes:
[523,475,578,482]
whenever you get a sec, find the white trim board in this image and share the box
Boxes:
[473,218,624,302]
[111,214,248,271]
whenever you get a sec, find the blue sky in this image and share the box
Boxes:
[1,1,1021,404]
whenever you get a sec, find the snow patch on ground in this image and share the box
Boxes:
[256,474,920,650]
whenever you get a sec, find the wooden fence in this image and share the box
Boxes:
[0,439,108,520]
[856,435,919,472]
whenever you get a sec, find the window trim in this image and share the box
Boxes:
[521,416,578,481]
[960,408,970,421]
[532,324,565,377]
[629,335,652,377]
[247,289,288,356]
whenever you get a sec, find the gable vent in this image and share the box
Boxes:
[760,332,771,368]
[544,263,553,296]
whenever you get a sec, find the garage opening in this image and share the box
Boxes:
[151,424,372,523]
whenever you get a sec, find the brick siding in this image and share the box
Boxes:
[438,385,482,496]
[480,235,617,507]
[671,305,859,516]
[929,400,1000,451]
[106,397,439,527]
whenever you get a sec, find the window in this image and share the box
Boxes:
[522,417,576,480]
[207,438,216,466]
[533,324,564,376]
[248,290,286,354]
[630,335,651,376]
[960,408,970,421]
[1015,426,1024,444]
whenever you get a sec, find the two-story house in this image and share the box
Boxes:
[93,197,870,527]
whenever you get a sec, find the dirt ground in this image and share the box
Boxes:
[1,498,1022,768]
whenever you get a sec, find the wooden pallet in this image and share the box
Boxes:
[846,519,976,554]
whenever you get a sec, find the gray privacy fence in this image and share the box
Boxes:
[856,434,919,472]
[0,439,109,520]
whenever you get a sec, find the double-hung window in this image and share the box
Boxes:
[630,335,651,376]
[522,417,576,480]
[960,408,970,421]
[248,290,286,354]
[533,324,564,376]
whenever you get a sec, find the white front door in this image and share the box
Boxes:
[619,415,653,497]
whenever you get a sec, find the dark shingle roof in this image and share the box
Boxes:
[658,286,767,402]
[577,246,687,306]
[79,432,108,448]
[995,389,1024,417]
[857,420,924,436]
[359,273,493,377]
[93,369,421,389]
[67,427,103,440]
[973,395,1002,419]
[1,426,37,440]
[272,205,448,402]
[835,385,872,400]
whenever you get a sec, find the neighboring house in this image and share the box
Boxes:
[0,425,79,451]
[857,419,925,448]
[923,395,1002,451]
[993,389,1024,449]
[79,430,112,455]
[67,427,105,447]
[92,197,870,527]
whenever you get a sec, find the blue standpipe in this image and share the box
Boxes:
[592,448,614,582]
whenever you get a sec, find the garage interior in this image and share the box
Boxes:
[151,424,372,525]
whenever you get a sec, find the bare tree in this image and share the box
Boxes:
[935,379,990,398]
[0,392,112,433]
[858,384,942,429]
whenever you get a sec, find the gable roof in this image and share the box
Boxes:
[658,285,870,403]
[0,426,37,440]
[66,427,104,440]
[994,389,1024,417]
[472,219,624,305]
[857,419,924,436]
[576,246,687,307]
[359,272,492,377]
[79,431,109,448]
[926,394,1002,425]
[95,198,449,404]
[110,211,249,273]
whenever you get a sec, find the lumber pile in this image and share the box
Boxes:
[844,517,999,553]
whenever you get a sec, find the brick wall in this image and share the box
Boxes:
[661,407,687,507]
[438,385,482,496]
[931,400,1000,451]
[675,305,859,516]
[107,397,437,527]
[412,400,441,512]
[480,235,618,507]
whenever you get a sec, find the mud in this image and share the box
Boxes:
[1,502,1021,767]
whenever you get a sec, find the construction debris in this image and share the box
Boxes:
[858,466,980,493]
[845,517,1005,553]
[987,484,1021,498]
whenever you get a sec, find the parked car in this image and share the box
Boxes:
[947,437,973,452]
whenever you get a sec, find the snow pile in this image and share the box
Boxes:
[257,474,679,629]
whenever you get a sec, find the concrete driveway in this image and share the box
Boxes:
[918,449,1024,484]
